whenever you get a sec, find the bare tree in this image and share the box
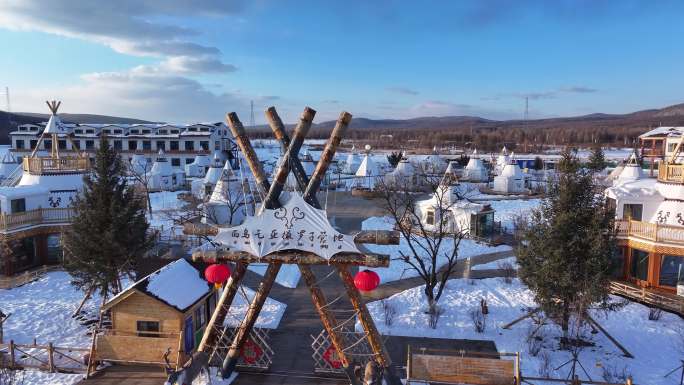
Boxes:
[127,159,153,215]
[377,176,466,317]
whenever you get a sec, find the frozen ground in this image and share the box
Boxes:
[361,216,512,283]
[223,285,286,329]
[365,277,684,384]
[471,256,518,271]
[248,263,301,288]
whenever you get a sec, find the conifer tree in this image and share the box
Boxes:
[63,135,153,296]
[517,149,616,343]
[587,145,607,173]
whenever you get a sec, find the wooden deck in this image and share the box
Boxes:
[610,280,684,316]
[78,365,167,385]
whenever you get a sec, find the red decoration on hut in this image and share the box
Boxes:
[322,345,343,369]
[353,269,380,292]
[240,337,263,364]
[204,264,231,288]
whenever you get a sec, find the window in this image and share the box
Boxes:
[631,249,650,281]
[186,158,194,164]
[184,141,195,151]
[129,140,138,150]
[214,141,220,150]
[15,139,24,149]
[85,140,94,150]
[46,234,62,263]
[170,141,179,151]
[159,130,167,134]
[142,141,152,151]
[171,158,181,167]
[606,198,616,213]
[136,321,160,338]
[11,198,26,213]
[668,142,678,152]
[199,141,209,151]
[194,304,207,331]
[659,255,684,287]
[130,129,139,134]
[142,130,151,134]
[30,140,37,149]
[113,140,122,150]
[426,210,435,225]
[113,130,122,134]
[44,140,52,150]
[623,204,643,221]
[74,129,83,134]
[58,140,67,150]
[156,141,166,151]
[72,140,80,150]
[85,130,94,134]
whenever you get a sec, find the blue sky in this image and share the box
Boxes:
[0,1,683,124]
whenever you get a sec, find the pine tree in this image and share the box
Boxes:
[587,145,607,173]
[63,135,153,296]
[517,149,616,343]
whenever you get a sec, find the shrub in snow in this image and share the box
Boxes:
[497,260,516,284]
[537,350,552,377]
[601,363,631,383]
[469,307,486,333]
[648,307,663,321]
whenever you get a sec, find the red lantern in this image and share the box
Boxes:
[353,269,380,292]
[205,264,231,288]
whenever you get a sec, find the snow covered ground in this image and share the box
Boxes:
[13,371,84,385]
[248,263,301,288]
[487,199,541,232]
[365,277,684,384]
[361,216,512,283]
[471,256,518,271]
[223,286,286,329]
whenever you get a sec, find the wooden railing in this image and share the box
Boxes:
[0,340,89,373]
[610,280,684,316]
[658,162,684,183]
[22,156,90,175]
[0,265,58,289]
[615,219,684,245]
[0,207,75,232]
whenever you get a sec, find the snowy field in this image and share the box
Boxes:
[488,199,541,232]
[471,256,518,271]
[366,277,684,384]
[224,285,286,329]
[361,216,512,283]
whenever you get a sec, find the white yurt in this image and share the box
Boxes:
[354,148,380,190]
[495,146,510,175]
[0,152,19,180]
[423,147,447,174]
[493,155,528,194]
[463,149,488,182]
[613,152,643,186]
[185,154,211,178]
[444,161,459,184]
[148,149,185,191]
[191,153,224,198]
[203,162,248,226]
[343,145,361,174]
[385,157,418,187]
[415,183,495,236]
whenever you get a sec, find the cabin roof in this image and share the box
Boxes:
[104,259,211,313]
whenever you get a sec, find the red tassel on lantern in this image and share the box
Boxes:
[353,269,380,292]
[205,264,231,289]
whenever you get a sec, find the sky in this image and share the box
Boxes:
[0,0,683,124]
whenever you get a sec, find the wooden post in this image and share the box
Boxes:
[337,265,402,385]
[222,262,282,378]
[198,262,248,352]
[265,107,311,192]
[9,340,15,368]
[226,112,270,199]
[515,352,521,385]
[304,111,352,206]
[176,329,184,370]
[47,342,55,372]
[262,107,316,210]
[299,265,361,385]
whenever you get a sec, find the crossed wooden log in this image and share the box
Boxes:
[181,107,402,385]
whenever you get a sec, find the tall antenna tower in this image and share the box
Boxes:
[524,96,529,125]
[250,100,255,128]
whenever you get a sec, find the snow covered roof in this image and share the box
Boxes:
[191,154,211,167]
[445,161,458,175]
[639,126,684,139]
[501,162,523,178]
[203,156,224,184]
[104,259,211,313]
[355,154,379,177]
[615,152,643,184]
[392,158,415,176]
[150,150,173,176]
[466,149,485,170]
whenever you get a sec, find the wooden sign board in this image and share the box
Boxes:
[409,353,514,385]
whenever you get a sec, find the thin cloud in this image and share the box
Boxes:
[386,86,419,96]
[561,86,598,93]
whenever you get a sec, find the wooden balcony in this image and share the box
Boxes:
[0,207,75,232]
[610,280,684,316]
[616,219,684,245]
[95,329,184,367]
[22,156,90,175]
[657,162,684,184]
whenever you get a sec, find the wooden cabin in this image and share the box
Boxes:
[95,259,217,368]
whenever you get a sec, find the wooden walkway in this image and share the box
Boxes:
[78,365,167,385]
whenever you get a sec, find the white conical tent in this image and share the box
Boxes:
[43,110,70,135]
[493,153,527,193]
[148,149,184,191]
[495,146,510,175]
[130,154,149,175]
[203,162,247,225]
[0,152,19,179]
[343,146,361,174]
[203,154,224,185]
[615,151,643,185]
[463,149,488,182]
[185,154,212,177]
[355,153,380,189]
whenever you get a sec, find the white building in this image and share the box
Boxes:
[492,156,529,194]
[148,150,186,191]
[414,183,495,237]
[10,121,238,171]
[462,149,488,182]
[202,162,248,226]
[185,154,212,178]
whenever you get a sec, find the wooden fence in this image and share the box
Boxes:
[0,266,57,289]
[609,280,684,316]
[0,207,75,232]
[94,329,184,368]
[615,219,684,245]
[0,340,89,373]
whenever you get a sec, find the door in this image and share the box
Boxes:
[184,316,194,353]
